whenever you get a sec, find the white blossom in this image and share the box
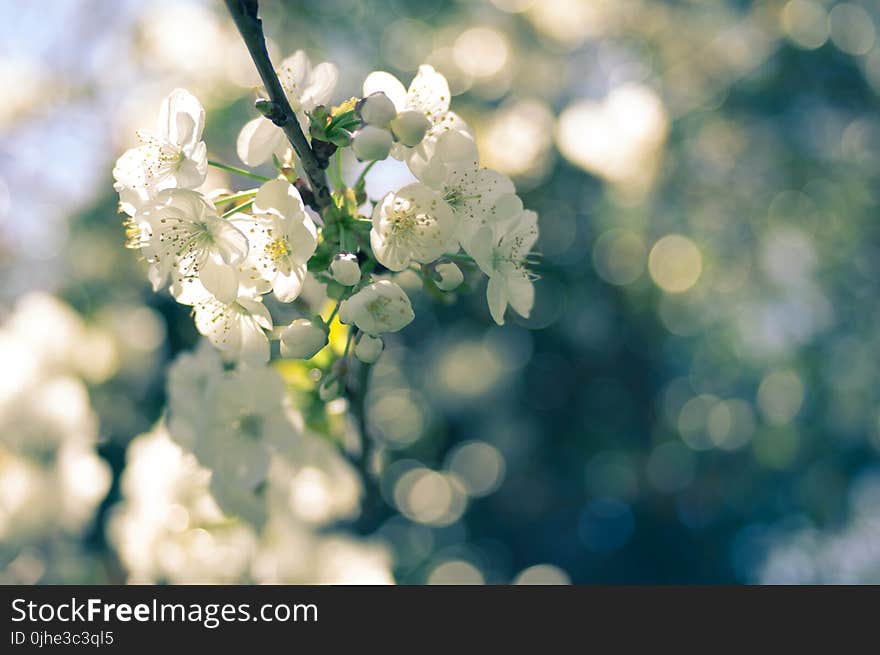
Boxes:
[362,65,469,170]
[470,210,539,325]
[370,182,457,271]
[339,280,415,335]
[229,180,317,303]
[135,188,248,303]
[113,88,208,211]
[415,131,521,255]
[237,51,339,166]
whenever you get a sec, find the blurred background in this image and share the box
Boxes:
[2,0,880,584]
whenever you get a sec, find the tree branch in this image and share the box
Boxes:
[223,0,332,210]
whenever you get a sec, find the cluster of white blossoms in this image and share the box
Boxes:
[112,50,539,532]
[114,53,539,364]
[109,344,392,584]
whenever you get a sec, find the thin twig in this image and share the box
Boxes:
[208,159,272,182]
[223,0,332,210]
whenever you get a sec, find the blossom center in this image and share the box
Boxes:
[265,237,292,262]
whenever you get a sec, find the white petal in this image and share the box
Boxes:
[286,217,318,262]
[157,88,205,151]
[506,271,534,319]
[237,117,285,166]
[370,227,410,272]
[464,226,494,271]
[278,50,310,100]
[486,275,507,325]
[436,129,479,163]
[237,297,273,330]
[271,263,307,303]
[237,316,270,364]
[406,65,450,121]
[303,61,339,110]
[253,179,304,219]
[199,257,239,305]
[363,71,407,112]
[210,218,249,265]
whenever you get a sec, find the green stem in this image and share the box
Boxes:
[354,160,377,190]
[339,224,347,252]
[222,199,254,218]
[208,160,272,182]
[213,189,259,205]
[326,299,342,324]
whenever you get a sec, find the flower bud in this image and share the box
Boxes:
[330,252,361,286]
[352,126,393,161]
[358,92,397,128]
[432,260,464,291]
[319,376,340,401]
[354,333,384,363]
[390,110,431,147]
[280,318,328,359]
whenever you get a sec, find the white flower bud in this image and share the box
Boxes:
[390,110,431,147]
[432,260,464,291]
[280,318,328,359]
[339,280,415,335]
[352,125,393,161]
[330,252,361,286]
[319,376,340,401]
[354,333,384,363]
[358,92,397,128]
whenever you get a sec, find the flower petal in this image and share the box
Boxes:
[157,88,206,151]
[363,71,407,112]
[486,275,507,326]
[236,117,285,167]
[302,61,339,110]
[199,257,239,305]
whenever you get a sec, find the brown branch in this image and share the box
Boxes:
[223,0,332,210]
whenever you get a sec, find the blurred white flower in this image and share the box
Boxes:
[113,89,208,214]
[108,425,257,584]
[339,280,415,335]
[229,180,317,303]
[470,210,539,325]
[370,182,457,271]
[192,366,299,522]
[237,50,339,166]
[166,342,225,451]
